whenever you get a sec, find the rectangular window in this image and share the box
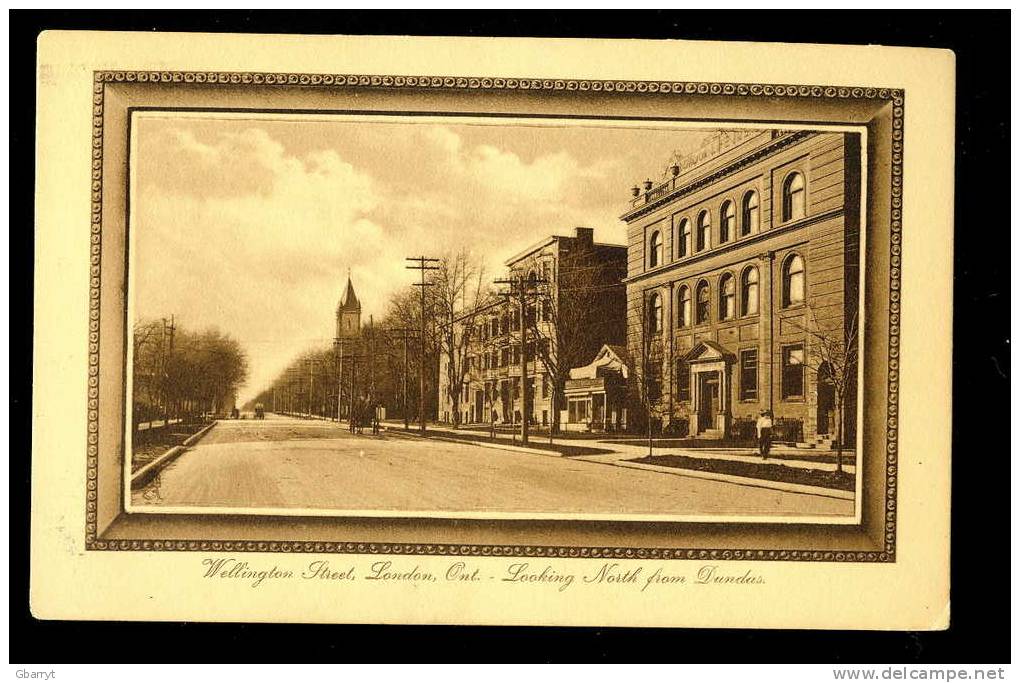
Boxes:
[677,361,691,401]
[569,399,589,422]
[542,373,550,398]
[740,349,759,401]
[782,344,805,399]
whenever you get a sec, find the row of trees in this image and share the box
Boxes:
[132,318,249,428]
[247,244,617,434]
[244,283,448,425]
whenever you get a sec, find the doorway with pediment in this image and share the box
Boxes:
[683,341,735,439]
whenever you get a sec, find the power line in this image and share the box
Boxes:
[406,255,439,435]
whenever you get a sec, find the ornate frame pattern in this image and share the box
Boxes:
[85,71,904,561]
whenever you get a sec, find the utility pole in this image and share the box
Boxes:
[406,256,439,435]
[495,273,546,446]
[161,314,176,423]
[346,354,363,433]
[334,338,345,422]
[368,315,376,402]
[388,328,416,430]
[307,358,315,418]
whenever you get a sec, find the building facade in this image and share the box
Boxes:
[562,344,631,432]
[438,226,627,429]
[623,130,861,445]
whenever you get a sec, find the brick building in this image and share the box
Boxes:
[438,226,627,430]
[622,129,861,445]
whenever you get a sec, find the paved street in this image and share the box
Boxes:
[132,414,853,517]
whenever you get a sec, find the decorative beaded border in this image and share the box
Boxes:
[85,71,903,562]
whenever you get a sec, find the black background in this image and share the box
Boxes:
[10,10,1009,664]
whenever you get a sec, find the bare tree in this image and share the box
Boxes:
[791,307,859,473]
[131,319,164,427]
[383,286,442,424]
[132,319,248,424]
[636,298,666,457]
[521,249,623,435]
[431,249,491,428]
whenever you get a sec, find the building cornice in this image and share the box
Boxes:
[620,131,814,224]
[622,207,843,286]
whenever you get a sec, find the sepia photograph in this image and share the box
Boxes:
[125,112,864,522]
[25,23,963,633]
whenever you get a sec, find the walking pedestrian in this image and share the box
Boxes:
[756,409,774,459]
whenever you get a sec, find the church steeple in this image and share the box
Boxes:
[336,270,362,339]
[339,271,360,312]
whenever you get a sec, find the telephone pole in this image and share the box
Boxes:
[495,273,546,446]
[406,256,439,435]
[388,327,416,430]
[306,358,315,418]
[333,338,345,422]
[346,354,363,432]
[161,314,176,423]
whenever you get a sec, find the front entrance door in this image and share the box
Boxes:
[698,371,720,432]
[592,393,605,430]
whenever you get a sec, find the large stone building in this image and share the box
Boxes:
[438,226,627,430]
[622,129,861,445]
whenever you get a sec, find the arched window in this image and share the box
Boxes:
[742,190,759,236]
[782,254,806,307]
[677,218,691,258]
[720,200,735,243]
[719,273,736,320]
[648,292,663,334]
[695,281,710,324]
[677,285,691,328]
[741,266,760,316]
[696,211,711,251]
[649,230,663,268]
[782,172,806,222]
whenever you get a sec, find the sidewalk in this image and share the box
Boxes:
[382,420,856,499]
[405,421,855,473]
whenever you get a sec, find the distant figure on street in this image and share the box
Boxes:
[373,404,383,435]
[756,410,774,459]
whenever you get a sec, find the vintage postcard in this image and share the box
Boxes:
[31,32,953,627]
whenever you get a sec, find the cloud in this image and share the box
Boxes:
[132,119,659,403]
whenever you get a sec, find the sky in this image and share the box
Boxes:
[131,113,721,404]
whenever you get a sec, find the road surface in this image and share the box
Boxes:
[132,414,853,517]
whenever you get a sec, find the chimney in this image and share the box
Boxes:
[574,226,594,244]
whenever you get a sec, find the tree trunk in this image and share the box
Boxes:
[549,387,556,444]
[549,381,560,437]
[834,396,844,474]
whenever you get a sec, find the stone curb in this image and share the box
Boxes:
[130,421,217,489]
[393,428,852,500]
[389,429,560,458]
[578,457,856,501]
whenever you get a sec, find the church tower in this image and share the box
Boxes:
[336,273,362,339]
